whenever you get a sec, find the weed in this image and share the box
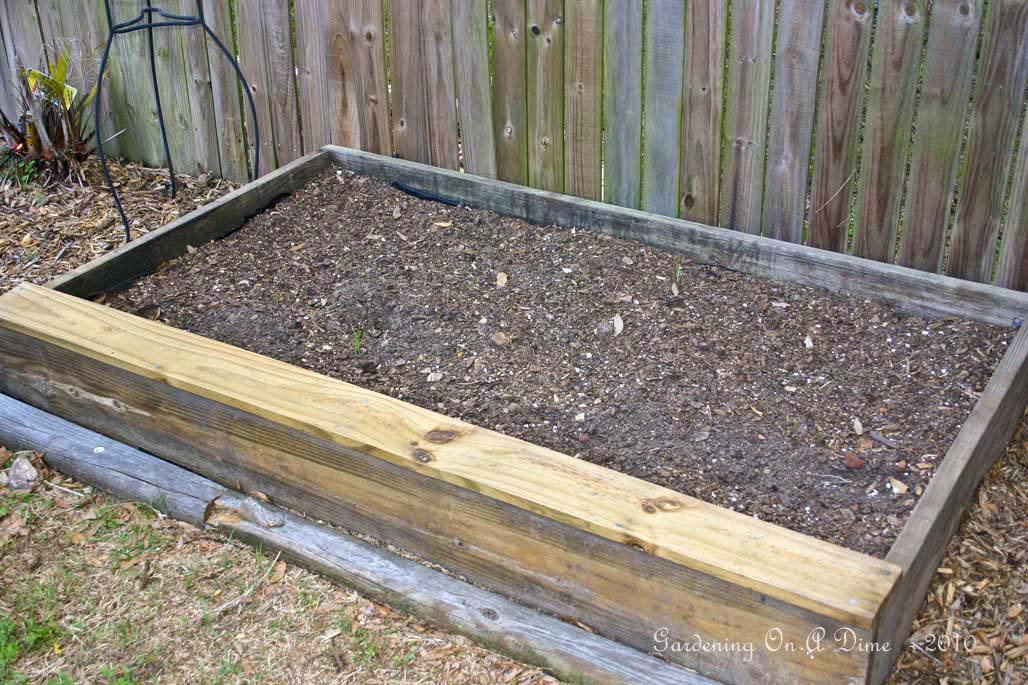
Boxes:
[353,326,364,355]
[0,613,63,681]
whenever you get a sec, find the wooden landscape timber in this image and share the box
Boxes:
[0,393,711,685]
[2,149,1028,684]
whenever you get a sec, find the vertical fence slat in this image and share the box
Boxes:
[761,0,826,243]
[807,0,873,252]
[2,0,46,71]
[852,0,926,262]
[493,0,528,185]
[0,22,15,119]
[330,0,391,155]
[236,0,277,170]
[296,0,331,151]
[601,0,642,208]
[945,1,1028,282]
[897,0,982,272]
[563,0,602,200]
[452,0,496,177]
[640,0,685,216]
[719,0,774,233]
[679,0,726,225]
[995,104,1028,290]
[203,0,249,180]
[526,0,564,193]
[390,0,459,169]
[267,0,303,164]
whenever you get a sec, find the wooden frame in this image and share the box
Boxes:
[2,147,1027,685]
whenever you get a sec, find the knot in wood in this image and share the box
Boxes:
[642,496,682,514]
[426,428,460,444]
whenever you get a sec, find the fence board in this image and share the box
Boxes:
[719,0,774,233]
[235,0,276,170]
[452,0,496,177]
[761,0,825,243]
[807,0,873,252]
[679,0,726,225]
[526,0,564,193]
[896,1,981,272]
[853,0,926,263]
[2,0,46,71]
[390,0,459,169]
[266,0,303,165]
[563,0,601,200]
[203,0,249,180]
[493,0,528,185]
[329,0,391,155]
[640,0,685,216]
[995,103,1028,291]
[601,0,642,208]
[296,0,331,151]
[0,21,14,119]
[945,1,1028,282]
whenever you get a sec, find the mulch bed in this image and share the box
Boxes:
[107,169,1010,558]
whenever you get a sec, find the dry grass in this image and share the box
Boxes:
[0,450,556,685]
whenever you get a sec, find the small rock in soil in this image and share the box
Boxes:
[842,452,866,470]
[8,455,38,491]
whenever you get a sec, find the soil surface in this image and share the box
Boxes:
[108,170,1011,558]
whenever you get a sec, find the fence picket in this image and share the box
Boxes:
[945,1,1028,282]
[601,0,642,208]
[852,0,926,263]
[296,0,331,151]
[807,0,873,252]
[203,0,249,180]
[452,0,496,178]
[897,0,982,272]
[640,0,685,216]
[526,0,564,193]
[563,0,602,200]
[493,0,529,185]
[330,0,391,155]
[679,0,726,225]
[720,0,774,233]
[236,1,277,169]
[995,106,1028,290]
[762,0,826,242]
[2,0,46,72]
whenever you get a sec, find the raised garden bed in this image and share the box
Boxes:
[2,148,1028,685]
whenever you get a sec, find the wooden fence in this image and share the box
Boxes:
[3,0,1028,291]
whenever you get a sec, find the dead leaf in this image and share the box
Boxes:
[496,272,508,289]
[269,560,287,584]
[843,452,865,469]
[671,281,679,296]
[852,417,864,435]
[612,313,624,337]
[432,220,452,228]
[889,477,909,496]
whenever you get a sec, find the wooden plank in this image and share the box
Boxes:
[46,151,331,298]
[526,0,564,193]
[493,0,529,185]
[235,0,276,169]
[0,393,715,685]
[0,287,888,684]
[295,0,331,151]
[852,0,926,263]
[328,0,391,154]
[326,146,1028,326]
[945,0,1028,282]
[264,0,303,165]
[640,0,685,216]
[994,97,1028,290]
[896,0,982,272]
[389,0,459,169]
[761,0,826,243]
[719,0,774,233]
[0,20,15,120]
[562,0,601,200]
[1,0,47,71]
[679,0,726,225]
[601,0,642,209]
[807,0,873,252]
[203,0,250,181]
[451,0,496,177]
[870,324,1028,683]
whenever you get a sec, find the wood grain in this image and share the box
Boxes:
[262,0,304,165]
[945,0,1028,282]
[0,287,885,684]
[492,0,529,185]
[326,146,1028,326]
[562,0,601,200]
[47,152,331,298]
[762,0,826,243]
[389,0,459,169]
[295,0,332,151]
[329,0,391,154]
[679,0,726,225]
[451,0,496,178]
[852,0,926,263]
[0,393,715,685]
[640,0,685,216]
[203,0,250,180]
[870,324,1028,683]
[526,0,564,193]
[235,0,277,169]
[719,0,774,233]
[807,0,873,252]
[601,0,642,208]
[897,0,982,272]
[994,98,1028,291]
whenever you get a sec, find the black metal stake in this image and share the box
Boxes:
[93,0,260,242]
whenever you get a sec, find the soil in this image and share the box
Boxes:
[107,169,1012,558]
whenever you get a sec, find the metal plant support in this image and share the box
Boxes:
[94,0,260,241]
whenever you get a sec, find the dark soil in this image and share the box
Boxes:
[107,170,1011,558]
